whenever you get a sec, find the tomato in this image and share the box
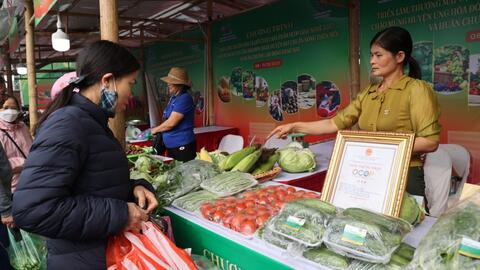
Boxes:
[286,187,296,194]
[257,196,269,205]
[222,214,234,228]
[242,191,256,198]
[255,214,270,227]
[256,209,270,217]
[276,190,287,198]
[239,220,258,236]
[224,196,237,203]
[235,203,247,211]
[244,200,256,208]
[294,190,306,197]
[303,192,319,198]
[267,194,279,202]
[200,203,213,212]
[231,214,246,231]
[284,194,296,202]
[265,186,277,193]
[275,201,285,209]
[212,211,225,223]
[224,206,236,215]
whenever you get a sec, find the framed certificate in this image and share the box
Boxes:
[321,130,415,217]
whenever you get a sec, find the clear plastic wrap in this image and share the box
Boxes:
[200,171,258,197]
[347,243,415,269]
[303,245,351,270]
[323,208,412,264]
[267,199,336,247]
[172,190,219,212]
[406,193,480,270]
[155,160,221,207]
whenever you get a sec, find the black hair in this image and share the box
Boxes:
[2,95,21,110]
[370,26,421,79]
[36,40,140,133]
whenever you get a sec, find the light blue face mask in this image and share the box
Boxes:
[100,79,118,117]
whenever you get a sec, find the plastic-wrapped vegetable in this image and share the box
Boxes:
[347,243,415,269]
[172,190,218,212]
[406,193,480,270]
[303,245,350,270]
[323,208,412,264]
[200,171,258,197]
[8,229,47,270]
[257,218,298,251]
[277,147,316,173]
[268,199,336,246]
[399,193,425,225]
[155,160,221,207]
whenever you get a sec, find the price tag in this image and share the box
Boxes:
[459,237,480,259]
[284,216,306,231]
[341,224,367,246]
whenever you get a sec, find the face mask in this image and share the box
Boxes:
[100,79,118,117]
[0,109,20,123]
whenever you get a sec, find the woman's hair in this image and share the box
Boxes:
[36,40,140,132]
[370,26,421,79]
[1,95,21,110]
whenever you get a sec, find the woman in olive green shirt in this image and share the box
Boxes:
[267,26,441,197]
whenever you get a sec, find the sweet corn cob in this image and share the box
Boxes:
[219,146,257,170]
[198,147,213,162]
[252,152,279,175]
[231,149,262,173]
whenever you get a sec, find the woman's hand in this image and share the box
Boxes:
[133,185,158,213]
[125,203,148,233]
[267,123,295,140]
[151,126,160,135]
[1,215,15,228]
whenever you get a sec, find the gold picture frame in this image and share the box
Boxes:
[321,130,415,217]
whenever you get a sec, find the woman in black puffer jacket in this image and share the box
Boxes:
[12,40,158,270]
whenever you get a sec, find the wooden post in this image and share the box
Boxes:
[99,0,125,147]
[3,43,14,96]
[140,27,148,121]
[348,0,360,100]
[206,0,214,126]
[25,0,38,134]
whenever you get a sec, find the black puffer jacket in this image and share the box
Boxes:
[12,94,152,270]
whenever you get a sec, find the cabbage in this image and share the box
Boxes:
[288,141,304,149]
[278,147,316,173]
[399,193,424,225]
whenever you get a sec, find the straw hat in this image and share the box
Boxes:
[161,67,191,86]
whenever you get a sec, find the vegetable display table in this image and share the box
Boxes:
[165,206,436,270]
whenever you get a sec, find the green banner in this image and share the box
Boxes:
[34,0,57,26]
[144,35,205,127]
[359,0,480,183]
[212,0,349,143]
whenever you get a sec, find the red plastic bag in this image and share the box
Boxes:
[106,221,197,270]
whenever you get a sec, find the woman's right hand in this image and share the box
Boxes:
[125,202,149,232]
[267,123,295,140]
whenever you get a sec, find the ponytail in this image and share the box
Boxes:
[408,57,422,79]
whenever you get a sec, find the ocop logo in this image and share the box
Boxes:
[352,169,374,177]
[365,148,373,156]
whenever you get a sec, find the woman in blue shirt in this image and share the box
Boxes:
[152,67,196,162]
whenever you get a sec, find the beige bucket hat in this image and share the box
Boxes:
[161,67,191,86]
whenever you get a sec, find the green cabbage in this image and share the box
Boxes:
[399,193,424,225]
[278,147,316,173]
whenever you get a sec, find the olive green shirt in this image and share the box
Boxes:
[333,75,441,166]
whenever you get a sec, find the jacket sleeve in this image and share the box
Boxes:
[12,115,128,240]
[0,143,12,216]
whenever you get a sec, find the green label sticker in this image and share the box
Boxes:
[341,224,367,246]
[459,237,480,259]
[284,216,306,231]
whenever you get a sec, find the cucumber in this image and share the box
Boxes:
[303,246,350,269]
[294,198,337,215]
[342,208,412,234]
[395,242,415,260]
[389,253,410,266]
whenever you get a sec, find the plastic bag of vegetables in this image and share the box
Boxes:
[200,171,258,197]
[347,243,415,269]
[277,146,316,173]
[323,208,412,264]
[406,193,480,270]
[155,160,221,207]
[268,199,337,246]
[303,245,351,270]
[172,190,219,212]
[8,229,47,270]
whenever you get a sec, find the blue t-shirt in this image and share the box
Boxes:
[162,91,195,148]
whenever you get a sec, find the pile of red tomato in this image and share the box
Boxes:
[199,185,320,236]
